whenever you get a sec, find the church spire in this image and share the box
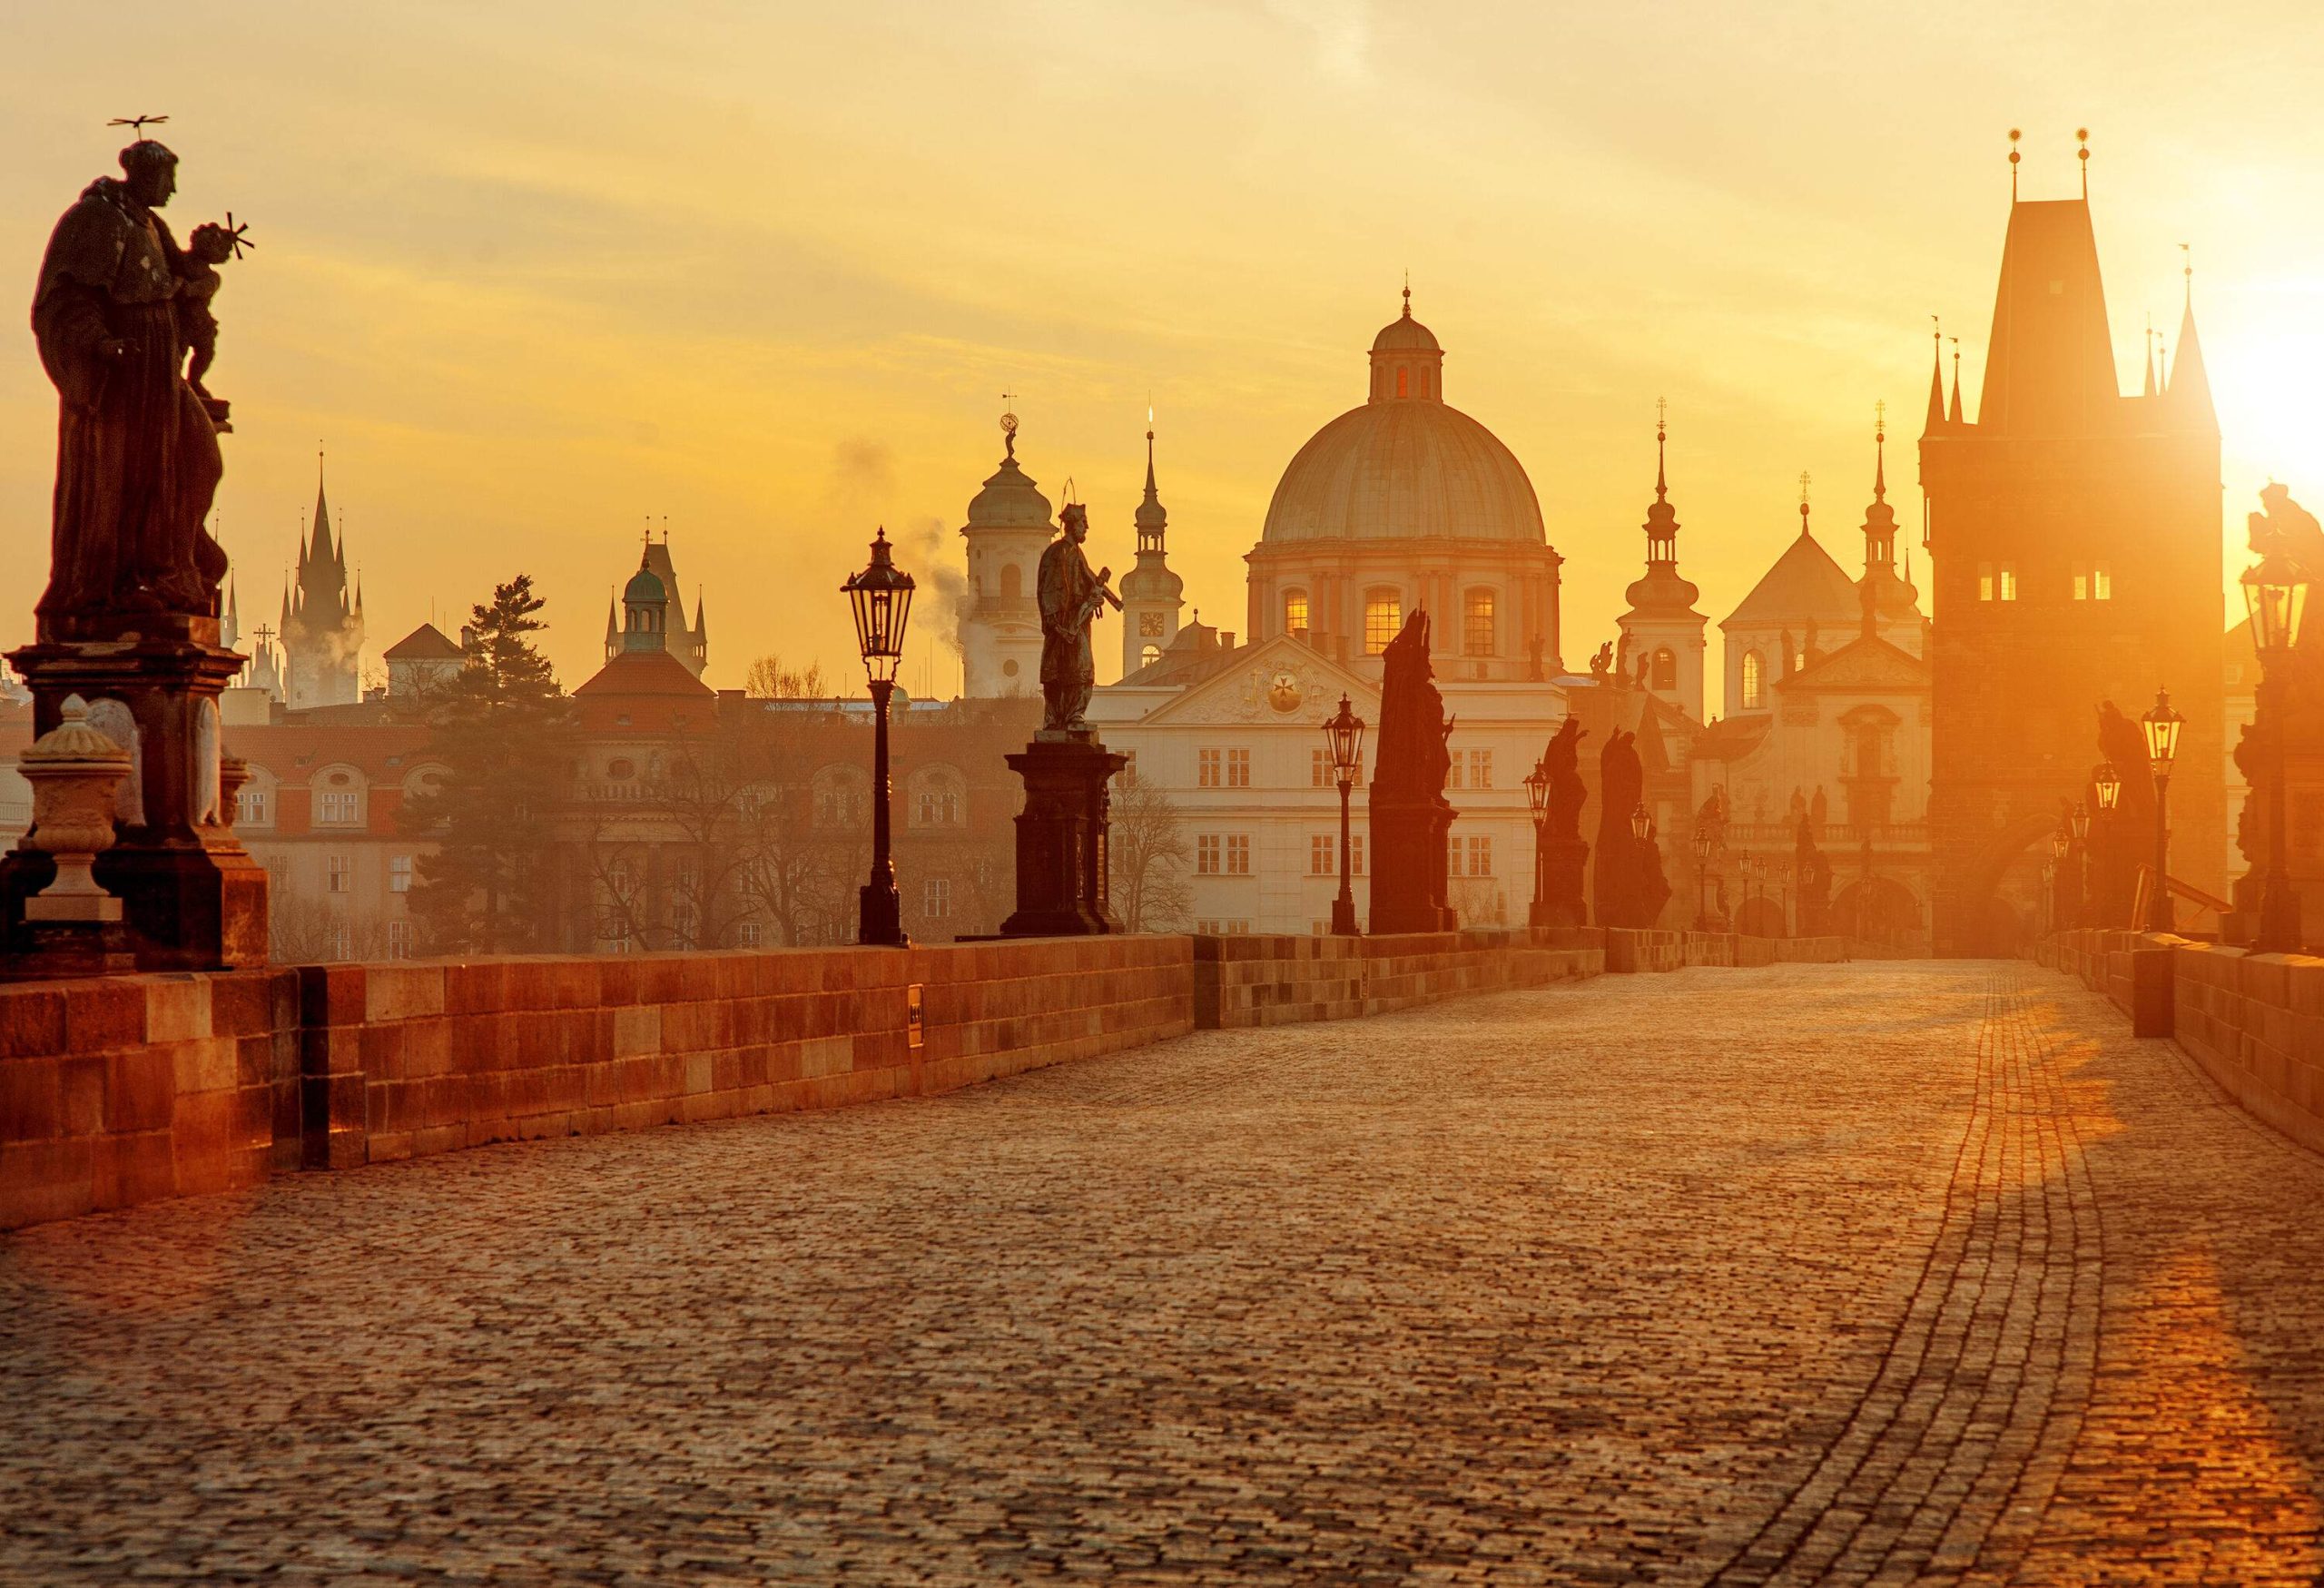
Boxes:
[1134,409,1168,552]
[1641,399,1679,567]
[1946,338,1964,425]
[1861,408,1899,640]
[2168,246,2216,430]
[2143,315,2158,398]
[1925,321,1948,434]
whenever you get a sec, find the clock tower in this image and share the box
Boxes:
[1118,421,1184,677]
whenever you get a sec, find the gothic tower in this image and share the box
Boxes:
[958,410,1054,698]
[1118,420,1184,676]
[1615,411,1708,721]
[1921,150,2223,954]
[605,532,709,677]
[1856,416,1925,656]
[280,463,366,710]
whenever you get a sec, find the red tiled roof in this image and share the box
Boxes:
[575,649,716,699]
[383,623,463,661]
[224,724,438,781]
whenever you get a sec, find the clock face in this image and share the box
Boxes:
[1268,669,1302,713]
[1139,612,1166,637]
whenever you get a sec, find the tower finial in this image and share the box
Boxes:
[1874,400,1887,500]
[1947,335,1963,424]
[1401,270,1411,318]
[1000,391,1019,461]
[2008,127,2022,200]
[1654,397,1669,501]
[2144,314,2158,397]
[2180,241,2192,306]
[1798,469,1813,536]
[2077,127,2090,198]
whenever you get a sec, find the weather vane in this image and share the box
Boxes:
[1000,391,1019,459]
[108,113,169,137]
[1798,470,1813,508]
[1874,399,1886,438]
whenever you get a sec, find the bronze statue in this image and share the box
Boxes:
[33,134,238,633]
[1370,610,1458,933]
[1544,717,1589,845]
[1036,503,1118,735]
[1593,727,1644,927]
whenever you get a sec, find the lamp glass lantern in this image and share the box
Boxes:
[1523,756,1551,824]
[843,528,915,685]
[1322,695,1364,789]
[2142,687,2184,778]
[2070,800,2090,843]
[2094,762,2122,812]
[2051,826,2069,861]
[2241,548,2311,659]
[1630,802,1651,843]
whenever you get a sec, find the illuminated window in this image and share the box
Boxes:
[1197,748,1221,788]
[1979,562,1994,602]
[1284,589,1309,635]
[1463,588,1496,656]
[1999,564,2018,601]
[1226,748,1250,788]
[1310,834,1334,875]
[1139,645,1160,667]
[1196,834,1220,874]
[1741,650,1766,710]
[2093,563,2112,600]
[1226,834,1251,874]
[1364,589,1403,656]
[1652,648,1677,690]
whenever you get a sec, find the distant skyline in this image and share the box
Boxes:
[5,2,2318,696]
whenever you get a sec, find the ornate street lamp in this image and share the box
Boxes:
[843,528,914,948]
[2142,686,2184,932]
[2243,547,2312,952]
[2070,800,2091,927]
[1630,802,1651,843]
[1523,748,1552,930]
[1323,694,1365,935]
[2093,762,2122,814]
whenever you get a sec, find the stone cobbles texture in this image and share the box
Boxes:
[4,962,2321,1583]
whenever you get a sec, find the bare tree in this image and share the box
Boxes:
[744,654,830,702]
[1108,766,1192,932]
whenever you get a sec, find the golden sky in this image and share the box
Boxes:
[5,1,2319,698]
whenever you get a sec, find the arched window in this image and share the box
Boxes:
[1140,644,1161,668]
[812,764,870,829]
[1741,650,1766,710]
[1462,588,1496,656]
[910,765,966,829]
[1000,564,1022,600]
[1364,588,1403,656]
[1283,588,1309,636]
[1652,647,1677,690]
[1396,367,1410,399]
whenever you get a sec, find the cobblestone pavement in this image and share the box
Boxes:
[5,962,2324,1584]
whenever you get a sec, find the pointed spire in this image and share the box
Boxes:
[2170,244,2216,429]
[2077,127,2090,199]
[694,587,708,641]
[2008,127,2022,202]
[1946,338,1964,424]
[604,590,618,656]
[1654,396,1669,502]
[1134,405,1168,544]
[312,446,332,557]
[2143,315,2157,398]
[1925,320,1948,433]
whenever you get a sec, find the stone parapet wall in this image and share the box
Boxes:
[2171,942,2324,1155]
[2039,928,2180,1034]
[0,969,300,1229]
[1191,928,1603,1030]
[1608,929,1687,973]
[3,937,1191,1231]
[1677,932,1852,971]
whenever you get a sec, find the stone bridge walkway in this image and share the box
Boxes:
[5,962,2324,1584]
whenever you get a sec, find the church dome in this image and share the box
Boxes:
[624,561,666,604]
[1261,301,1543,546]
[965,442,1054,531]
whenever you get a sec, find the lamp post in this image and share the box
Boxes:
[2049,822,2073,937]
[843,528,914,948]
[2070,800,2091,928]
[2142,686,2185,932]
[1324,694,1365,935]
[1523,748,1552,930]
[1691,824,1716,931]
[2243,547,2311,952]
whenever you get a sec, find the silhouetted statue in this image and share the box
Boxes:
[1588,641,1613,682]
[1639,815,1672,926]
[1534,716,1590,928]
[1525,634,1545,683]
[33,135,236,634]
[1036,502,1118,735]
[1795,812,1831,935]
[1594,728,1648,927]
[1370,610,1458,933]
[2090,699,2157,928]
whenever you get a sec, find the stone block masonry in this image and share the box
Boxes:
[1189,927,1601,1030]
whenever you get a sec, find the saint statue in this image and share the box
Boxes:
[1543,716,1589,846]
[33,134,236,633]
[1037,502,1118,735]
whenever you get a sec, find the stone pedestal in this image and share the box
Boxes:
[1531,834,1590,930]
[1000,732,1128,938]
[1371,794,1457,935]
[2,624,269,971]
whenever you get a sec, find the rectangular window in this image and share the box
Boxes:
[320,790,359,824]
[2093,563,2112,600]
[1197,748,1221,788]
[389,854,412,893]
[385,920,410,961]
[1311,747,1332,788]
[1978,561,1994,602]
[1463,588,1496,656]
[1468,749,1492,789]
[1349,835,1366,877]
[1364,593,1403,656]
[1450,835,1493,878]
[1226,834,1250,875]
[1310,834,1334,875]
[327,854,352,894]
[330,923,350,961]
[924,876,951,919]
[1285,590,1309,635]
[739,922,762,947]
[237,787,269,825]
[1226,748,1251,788]
[1999,564,2018,601]
[1196,834,1220,874]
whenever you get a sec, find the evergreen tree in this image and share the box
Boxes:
[402,576,576,953]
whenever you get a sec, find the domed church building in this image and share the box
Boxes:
[1242,291,1565,684]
